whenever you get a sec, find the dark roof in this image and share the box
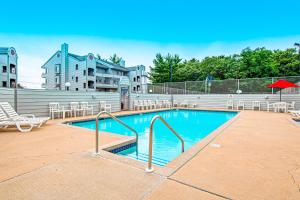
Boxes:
[96,59,129,72]
[68,53,87,61]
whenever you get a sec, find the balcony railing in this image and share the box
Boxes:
[41,73,46,78]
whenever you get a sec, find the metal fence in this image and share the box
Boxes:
[145,76,300,94]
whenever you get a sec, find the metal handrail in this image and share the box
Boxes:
[146,115,185,172]
[95,111,138,154]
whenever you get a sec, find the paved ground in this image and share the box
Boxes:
[0,110,299,199]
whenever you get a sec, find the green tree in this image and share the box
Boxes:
[149,53,182,83]
[109,53,122,64]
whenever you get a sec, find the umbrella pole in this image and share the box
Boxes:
[280,89,281,102]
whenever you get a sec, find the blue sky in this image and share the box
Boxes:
[1,0,300,87]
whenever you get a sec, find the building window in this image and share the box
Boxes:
[83,70,86,76]
[2,81,7,87]
[75,88,79,91]
[83,83,86,88]
[76,64,79,70]
[55,64,60,73]
[55,77,59,84]
[137,85,140,91]
[133,77,136,82]
[2,66,7,73]
[133,87,136,91]
[75,77,78,82]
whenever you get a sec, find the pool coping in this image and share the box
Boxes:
[62,108,240,177]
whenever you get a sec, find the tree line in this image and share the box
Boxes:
[149,47,300,83]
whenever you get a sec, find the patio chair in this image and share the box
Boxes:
[143,100,149,110]
[163,100,172,108]
[266,102,275,112]
[133,100,141,110]
[80,102,94,116]
[0,106,39,132]
[49,102,71,119]
[227,100,234,110]
[274,102,287,113]
[100,101,112,113]
[155,100,163,109]
[180,101,188,107]
[252,101,261,111]
[70,102,84,117]
[288,101,296,111]
[0,102,49,128]
[236,100,245,110]
[148,100,155,109]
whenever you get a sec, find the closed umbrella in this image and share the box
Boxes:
[267,79,300,101]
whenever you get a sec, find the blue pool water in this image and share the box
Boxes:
[71,110,237,166]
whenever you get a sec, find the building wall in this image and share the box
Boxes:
[68,56,87,91]
[43,51,62,89]
[0,48,18,88]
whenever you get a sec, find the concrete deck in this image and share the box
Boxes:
[0,110,299,199]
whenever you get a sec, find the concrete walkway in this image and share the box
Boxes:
[0,111,299,199]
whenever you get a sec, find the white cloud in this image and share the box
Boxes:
[0,34,299,88]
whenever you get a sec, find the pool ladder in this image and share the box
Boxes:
[146,115,185,173]
[95,111,138,155]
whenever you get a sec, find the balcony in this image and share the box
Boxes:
[41,73,47,78]
[96,82,119,89]
[41,83,46,88]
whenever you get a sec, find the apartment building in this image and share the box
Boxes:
[127,65,148,93]
[41,43,147,93]
[0,47,17,88]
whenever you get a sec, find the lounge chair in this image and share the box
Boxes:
[289,110,300,117]
[0,106,35,133]
[0,102,49,128]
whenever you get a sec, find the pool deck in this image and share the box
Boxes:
[0,109,300,199]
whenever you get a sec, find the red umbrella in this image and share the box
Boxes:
[267,79,300,101]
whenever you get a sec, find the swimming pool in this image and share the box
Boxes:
[71,109,237,166]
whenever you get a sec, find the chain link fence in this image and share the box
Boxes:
[144,76,300,94]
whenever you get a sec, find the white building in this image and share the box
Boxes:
[41,43,147,93]
[0,47,17,88]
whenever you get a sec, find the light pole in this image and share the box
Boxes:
[294,43,300,73]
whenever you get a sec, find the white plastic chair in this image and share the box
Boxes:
[100,101,112,113]
[227,100,234,110]
[288,102,295,111]
[49,102,71,119]
[155,100,163,109]
[70,102,84,117]
[252,101,261,111]
[80,102,93,116]
[236,101,245,110]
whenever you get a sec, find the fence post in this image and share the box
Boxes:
[14,88,18,112]
[184,82,187,94]
[237,79,240,91]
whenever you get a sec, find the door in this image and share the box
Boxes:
[121,87,129,110]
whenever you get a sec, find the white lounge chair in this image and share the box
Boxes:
[289,110,300,117]
[0,102,49,128]
[80,102,94,116]
[288,102,295,111]
[0,106,35,133]
[100,101,112,112]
